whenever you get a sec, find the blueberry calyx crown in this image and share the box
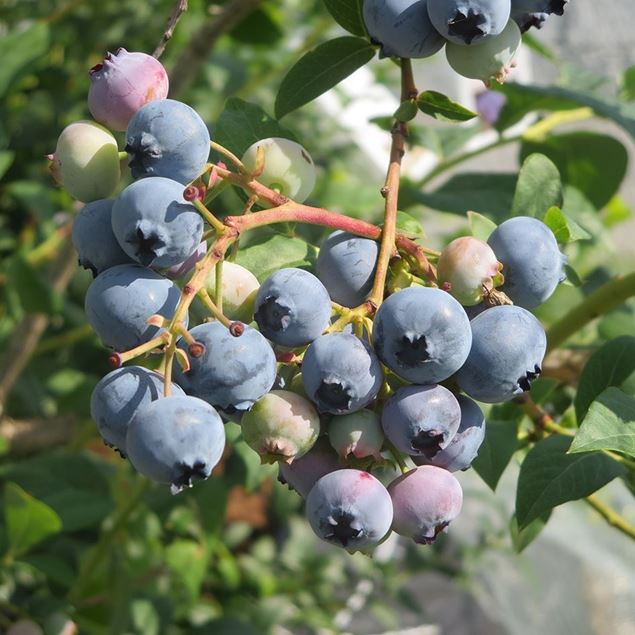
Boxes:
[254,296,291,332]
[171,460,210,495]
[448,9,487,45]
[126,132,163,179]
[411,429,444,458]
[129,225,165,266]
[415,521,450,546]
[316,379,353,412]
[325,511,362,547]
[516,364,542,393]
[395,333,430,367]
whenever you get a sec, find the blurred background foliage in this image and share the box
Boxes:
[0,1,634,634]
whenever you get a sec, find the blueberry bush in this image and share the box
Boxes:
[1,1,635,633]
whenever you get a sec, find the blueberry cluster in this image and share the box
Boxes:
[363,0,570,84]
[52,47,567,552]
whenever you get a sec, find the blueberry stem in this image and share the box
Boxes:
[585,494,635,541]
[197,288,233,329]
[214,260,224,312]
[210,140,247,173]
[385,439,409,474]
[192,198,226,235]
[546,271,635,352]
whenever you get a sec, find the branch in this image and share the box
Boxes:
[0,243,77,415]
[547,272,635,352]
[0,416,77,456]
[585,494,635,541]
[169,0,264,97]
[153,0,189,59]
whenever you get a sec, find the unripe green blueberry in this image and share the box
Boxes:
[241,137,316,203]
[205,261,260,322]
[446,19,522,85]
[241,390,320,464]
[437,236,503,306]
[329,409,385,460]
[49,120,120,202]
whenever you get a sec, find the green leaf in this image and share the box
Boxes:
[395,211,424,238]
[603,196,632,228]
[570,388,635,457]
[510,510,551,553]
[0,151,15,180]
[0,23,50,97]
[6,254,60,314]
[4,482,62,558]
[393,100,418,123]
[235,234,316,281]
[402,173,517,221]
[275,37,375,119]
[542,206,591,243]
[416,91,478,123]
[521,33,557,62]
[322,0,367,36]
[575,336,635,421]
[520,133,628,210]
[165,539,208,602]
[619,65,635,102]
[472,419,519,491]
[563,263,583,287]
[494,82,635,139]
[215,98,296,159]
[467,211,497,241]
[511,154,563,218]
[515,435,624,529]
[230,7,284,46]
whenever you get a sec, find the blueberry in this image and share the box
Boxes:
[88,48,169,132]
[174,321,277,415]
[85,264,185,351]
[413,395,485,471]
[316,231,378,308]
[363,0,446,59]
[241,137,316,203]
[165,240,207,280]
[328,409,385,460]
[278,436,342,498]
[427,0,511,45]
[306,469,393,552]
[111,177,204,268]
[476,90,507,126]
[446,18,521,85]
[511,0,567,32]
[241,390,320,464]
[126,99,210,184]
[456,305,547,403]
[373,287,472,384]
[254,268,332,347]
[72,199,132,276]
[302,333,384,415]
[49,121,120,202]
[90,366,184,454]
[205,261,260,322]
[487,216,566,309]
[388,465,463,544]
[126,395,225,494]
[382,385,461,458]
[437,236,502,306]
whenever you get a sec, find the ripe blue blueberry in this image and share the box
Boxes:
[328,409,385,460]
[72,199,132,276]
[413,395,485,471]
[388,465,463,544]
[174,321,277,416]
[456,305,547,403]
[316,231,378,308]
[306,469,393,552]
[166,240,207,280]
[125,99,210,184]
[363,0,446,59]
[85,264,185,351]
[302,333,383,415]
[126,395,225,494]
[487,216,566,309]
[254,268,332,347]
[90,366,184,454]
[427,0,511,45]
[112,177,204,268]
[382,385,461,458]
[241,390,320,464]
[373,286,472,385]
[278,436,342,498]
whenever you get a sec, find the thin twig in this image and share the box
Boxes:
[169,0,264,97]
[153,0,189,59]
[585,494,635,541]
